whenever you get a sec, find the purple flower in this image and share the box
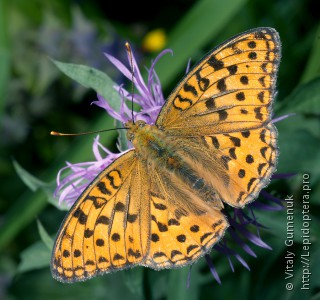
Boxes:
[55,46,170,205]
[54,45,292,285]
[54,135,124,206]
[92,47,171,124]
[203,173,294,285]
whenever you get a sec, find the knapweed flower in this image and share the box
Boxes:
[54,46,170,205]
[55,45,289,285]
[204,186,287,285]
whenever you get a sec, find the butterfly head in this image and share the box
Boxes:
[125,120,147,142]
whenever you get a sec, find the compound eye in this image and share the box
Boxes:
[127,132,135,141]
[136,120,146,128]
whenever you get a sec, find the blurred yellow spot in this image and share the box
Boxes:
[142,29,167,52]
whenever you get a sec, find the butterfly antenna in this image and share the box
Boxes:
[51,127,127,136]
[125,42,135,124]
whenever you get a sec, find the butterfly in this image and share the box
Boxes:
[51,27,280,282]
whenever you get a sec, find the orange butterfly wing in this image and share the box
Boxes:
[51,149,228,282]
[156,27,280,207]
[51,150,152,282]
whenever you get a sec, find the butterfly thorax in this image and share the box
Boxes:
[125,119,221,206]
[125,120,168,159]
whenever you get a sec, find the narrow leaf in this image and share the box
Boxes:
[37,219,54,250]
[18,240,51,273]
[51,59,121,111]
[13,159,47,191]
[300,24,320,83]
[278,76,320,115]
[122,268,145,300]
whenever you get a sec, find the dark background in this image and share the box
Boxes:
[1,0,320,299]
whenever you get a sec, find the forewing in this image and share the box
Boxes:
[156,27,280,136]
[51,150,150,283]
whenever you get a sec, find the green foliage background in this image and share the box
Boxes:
[1,0,320,299]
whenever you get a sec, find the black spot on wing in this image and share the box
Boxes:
[248,52,257,60]
[152,202,167,211]
[63,250,70,258]
[158,222,168,232]
[98,256,109,263]
[96,215,110,225]
[173,95,193,111]
[85,260,95,265]
[177,234,186,243]
[113,253,125,261]
[171,250,182,259]
[128,248,141,259]
[96,182,111,195]
[106,170,121,189]
[96,238,105,246]
[241,131,250,138]
[73,208,87,225]
[240,76,249,85]
[168,219,180,226]
[190,225,199,232]
[115,202,125,212]
[205,98,216,110]
[208,55,224,70]
[230,136,241,147]
[227,65,238,75]
[84,228,94,238]
[111,233,120,242]
[236,92,245,101]
[187,244,199,254]
[127,214,138,223]
[247,178,257,191]
[248,41,256,48]
[195,69,210,91]
[217,78,227,92]
[183,82,198,97]
[217,110,228,121]
[153,252,166,258]
[151,233,159,242]
[200,232,214,243]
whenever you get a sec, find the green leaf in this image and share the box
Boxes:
[277,76,320,115]
[311,176,320,205]
[13,159,48,192]
[0,190,47,252]
[122,268,145,300]
[168,268,197,300]
[13,159,69,211]
[275,77,320,174]
[37,220,54,250]
[156,0,247,89]
[18,240,51,273]
[300,24,320,84]
[51,60,121,111]
[276,115,320,174]
[0,0,10,118]
[116,119,129,151]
